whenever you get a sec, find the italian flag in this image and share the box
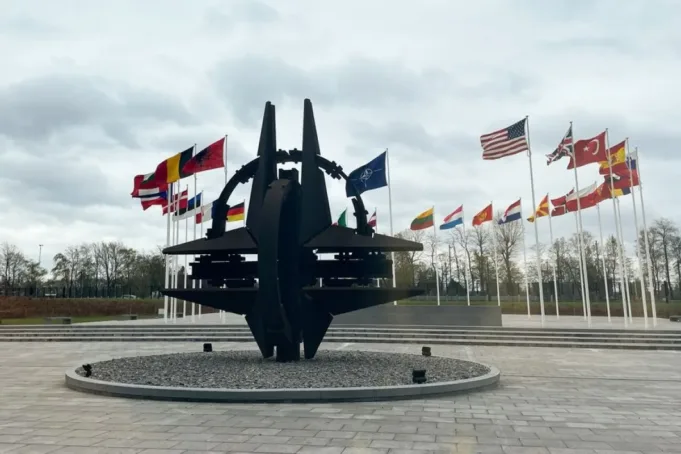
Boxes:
[333,209,347,227]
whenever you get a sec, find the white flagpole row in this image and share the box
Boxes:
[627,146,648,328]
[570,121,592,326]
[637,149,657,326]
[386,149,397,306]
[605,130,629,327]
[596,203,611,322]
[432,206,441,306]
[520,198,531,319]
[462,210,471,306]
[192,171,198,322]
[615,198,633,323]
[573,211,587,320]
[525,117,545,323]
[491,202,501,307]
[221,134,229,323]
[547,208,560,319]
[163,183,173,323]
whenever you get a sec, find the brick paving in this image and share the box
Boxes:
[1,341,680,453]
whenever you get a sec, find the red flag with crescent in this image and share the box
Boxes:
[567,131,607,169]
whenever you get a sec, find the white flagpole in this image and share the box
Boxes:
[596,203,611,322]
[163,183,173,323]
[519,198,531,320]
[637,149,657,326]
[198,211,203,319]
[573,211,587,320]
[547,205,560,319]
[386,149,397,305]
[525,117,545,323]
[616,198,633,323]
[374,207,380,288]
[628,145,647,328]
[192,172,197,322]
[605,130,630,327]
[490,202,501,307]
[432,206,441,306]
[570,121,592,326]
[462,209,471,306]
[221,135,228,323]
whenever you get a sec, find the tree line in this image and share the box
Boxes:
[1,215,680,301]
[393,216,681,303]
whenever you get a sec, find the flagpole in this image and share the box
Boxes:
[628,145,648,328]
[605,130,630,327]
[222,135,228,323]
[171,187,178,323]
[432,206,441,306]
[525,116,545,323]
[198,211,203,319]
[570,121,591,326]
[547,205,560,319]
[637,149,657,326]
[163,183,173,323]
[596,203,611,322]
[573,211,587,320]
[462,210,471,306]
[491,201,501,307]
[616,198,633,323]
[520,198,531,320]
[386,149,397,306]
[374,206,379,288]
[192,173,197,322]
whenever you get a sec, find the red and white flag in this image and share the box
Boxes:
[368,210,377,228]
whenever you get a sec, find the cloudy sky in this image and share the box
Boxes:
[1,0,680,269]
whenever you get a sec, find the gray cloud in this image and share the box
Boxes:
[0,74,194,149]
[0,153,122,213]
[203,0,279,31]
[211,55,534,125]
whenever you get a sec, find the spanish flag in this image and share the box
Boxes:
[598,140,626,174]
[527,194,550,222]
[227,201,245,222]
[154,146,194,185]
[410,207,434,231]
[472,203,493,226]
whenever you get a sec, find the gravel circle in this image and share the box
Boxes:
[77,350,490,389]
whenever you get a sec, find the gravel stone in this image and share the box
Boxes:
[78,350,490,389]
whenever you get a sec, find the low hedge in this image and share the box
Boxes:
[0,296,164,319]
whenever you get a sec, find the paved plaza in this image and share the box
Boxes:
[85,312,681,331]
[1,339,680,453]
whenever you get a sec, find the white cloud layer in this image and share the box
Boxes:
[1,0,679,268]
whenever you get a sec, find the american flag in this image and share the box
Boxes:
[546,125,573,165]
[480,118,528,160]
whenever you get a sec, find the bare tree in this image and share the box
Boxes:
[394,230,425,286]
[493,219,523,296]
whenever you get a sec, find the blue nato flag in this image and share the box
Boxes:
[345,151,388,197]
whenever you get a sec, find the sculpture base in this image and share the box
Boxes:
[66,350,499,403]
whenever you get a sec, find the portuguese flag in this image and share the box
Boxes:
[410,207,434,231]
[333,209,347,227]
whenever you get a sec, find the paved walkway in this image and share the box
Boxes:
[1,341,680,453]
[84,312,681,330]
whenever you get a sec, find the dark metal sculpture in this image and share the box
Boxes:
[163,99,424,362]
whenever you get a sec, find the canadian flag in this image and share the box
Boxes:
[368,210,377,228]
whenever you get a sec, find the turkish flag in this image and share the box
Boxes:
[567,131,607,169]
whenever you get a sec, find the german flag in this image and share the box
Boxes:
[154,146,194,185]
[227,201,245,222]
[410,207,434,231]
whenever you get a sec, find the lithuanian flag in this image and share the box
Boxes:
[527,194,550,222]
[227,201,245,222]
[410,207,434,231]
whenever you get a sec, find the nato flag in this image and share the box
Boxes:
[345,151,388,197]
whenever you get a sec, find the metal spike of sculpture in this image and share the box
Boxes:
[163,99,424,362]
